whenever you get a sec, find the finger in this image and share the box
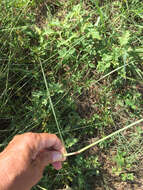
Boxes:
[38,150,64,166]
[52,162,62,170]
[33,149,64,174]
[28,133,65,159]
[36,133,63,151]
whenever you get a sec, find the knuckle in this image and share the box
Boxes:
[51,134,58,139]
[24,132,36,140]
[13,132,36,142]
[51,134,61,144]
[24,132,37,143]
[15,133,36,148]
[25,132,35,137]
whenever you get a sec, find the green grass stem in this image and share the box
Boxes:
[39,58,64,145]
[64,118,143,157]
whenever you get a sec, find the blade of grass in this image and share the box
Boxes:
[64,118,143,157]
[37,185,47,190]
[39,58,64,145]
[93,64,128,85]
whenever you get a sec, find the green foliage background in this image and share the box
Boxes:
[0,0,143,189]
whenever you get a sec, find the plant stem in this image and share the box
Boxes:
[39,58,65,145]
[64,118,143,157]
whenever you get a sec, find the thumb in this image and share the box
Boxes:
[38,150,64,166]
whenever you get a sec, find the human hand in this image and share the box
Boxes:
[0,133,66,190]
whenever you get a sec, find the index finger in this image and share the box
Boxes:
[28,133,66,159]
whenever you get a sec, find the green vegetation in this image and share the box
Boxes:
[0,0,143,189]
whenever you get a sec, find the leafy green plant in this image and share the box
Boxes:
[121,173,134,181]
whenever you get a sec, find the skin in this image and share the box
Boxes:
[0,132,66,190]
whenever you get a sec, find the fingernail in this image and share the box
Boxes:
[53,152,63,162]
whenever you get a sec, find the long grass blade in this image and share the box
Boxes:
[39,58,64,145]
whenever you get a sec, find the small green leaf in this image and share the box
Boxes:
[97,61,111,72]
[58,47,67,58]
[66,138,78,148]
[42,99,47,106]
[89,63,95,68]
[35,26,42,35]
[119,31,130,46]
[88,29,101,40]
[91,30,101,40]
